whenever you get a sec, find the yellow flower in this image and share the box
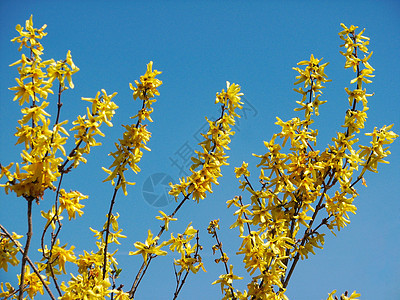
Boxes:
[41,206,63,230]
[155,210,177,231]
[47,50,79,88]
[327,290,361,300]
[11,15,47,54]
[130,61,162,101]
[129,230,167,263]
[59,189,88,220]
[212,264,243,293]
[234,161,250,178]
[112,289,130,300]
[0,232,23,272]
[17,265,49,299]
[39,239,76,274]
[0,282,15,298]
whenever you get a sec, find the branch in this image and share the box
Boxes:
[18,198,33,300]
[102,175,122,280]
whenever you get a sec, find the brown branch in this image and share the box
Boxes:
[18,198,33,300]
[48,259,63,297]
[237,195,252,236]
[41,172,64,258]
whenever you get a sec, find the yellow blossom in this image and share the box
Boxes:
[39,239,76,274]
[212,264,243,293]
[59,189,88,220]
[129,230,167,263]
[17,265,49,299]
[155,210,177,231]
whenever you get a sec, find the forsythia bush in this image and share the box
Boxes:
[0,16,397,300]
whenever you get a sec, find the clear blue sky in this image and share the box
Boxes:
[1,1,399,299]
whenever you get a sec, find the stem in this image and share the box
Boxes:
[173,268,190,300]
[345,31,362,138]
[44,82,64,159]
[41,172,64,258]
[102,175,122,280]
[129,255,153,298]
[54,80,63,125]
[48,260,63,297]
[238,196,252,236]
[244,176,262,207]
[18,198,34,300]
[213,228,236,299]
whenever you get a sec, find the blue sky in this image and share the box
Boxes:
[1,1,399,299]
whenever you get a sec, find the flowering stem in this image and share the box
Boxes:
[173,231,201,299]
[213,229,236,299]
[102,175,122,280]
[104,96,149,282]
[39,175,64,297]
[130,94,238,298]
[345,32,361,137]
[237,195,252,235]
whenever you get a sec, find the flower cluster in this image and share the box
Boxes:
[219,24,397,299]
[102,61,162,195]
[90,213,127,248]
[17,266,49,299]
[129,229,167,263]
[69,89,118,168]
[1,15,92,201]
[0,16,122,299]
[167,224,205,275]
[326,290,360,300]
[0,232,23,272]
[60,216,128,299]
[59,247,116,299]
[129,83,240,298]
[293,54,330,119]
[38,239,76,274]
[169,81,244,202]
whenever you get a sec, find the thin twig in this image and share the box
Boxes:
[102,175,122,279]
[212,227,236,299]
